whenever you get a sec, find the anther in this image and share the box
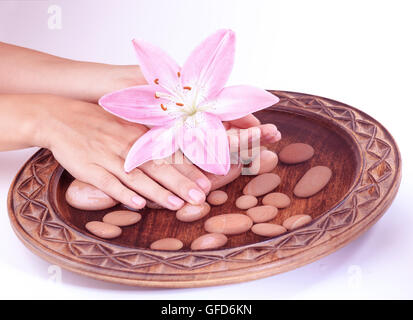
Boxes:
[183,86,192,90]
[176,102,184,106]
[177,72,181,77]
[161,104,167,111]
[154,78,159,85]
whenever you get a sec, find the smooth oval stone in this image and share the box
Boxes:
[283,214,312,230]
[65,179,118,210]
[176,202,211,222]
[243,173,281,196]
[262,192,291,208]
[207,163,242,191]
[204,214,253,235]
[246,205,278,223]
[207,190,228,206]
[235,195,258,210]
[150,238,183,251]
[191,233,228,250]
[249,150,278,175]
[294,166,332,197]
[146,200,164,209]
[85,221,122,239]
[251,223,287,237]
[279,143,314,164]
[102,210,141,226]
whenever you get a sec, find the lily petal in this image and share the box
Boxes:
[132,39,180,93]
[124,126,179,172]
[99,85,174,126]
[179,112,230,175]
[181,29,235,102]
[209,85,280,121]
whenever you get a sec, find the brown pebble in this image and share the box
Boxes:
[249,150,278,175]
[191,233,228,250]
[207,190,228,206]
[283,214,312,230]
[279,143,314,164]
[251,223,287,237]
[262,192,291,208]
[85,221,122,239]
[246,205,278,223]
[102,210,141,226]
[150,238,183,251]
[294,166,332,197]
[176,202,211,222]
[243,173,281,196]
[65,179,118,210]
[235,195,258,210]
[204,214,253,235]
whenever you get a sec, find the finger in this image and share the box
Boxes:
[227,114,261,128]
[168,152,212,194]
[140,159,206,205]
[86,164,146,210]
[204,163,242,191]
[106,157,185,210]
[260,123,282,143]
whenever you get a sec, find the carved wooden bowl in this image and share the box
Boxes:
[8,91,401,288]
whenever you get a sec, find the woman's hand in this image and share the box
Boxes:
[1,94,213,210]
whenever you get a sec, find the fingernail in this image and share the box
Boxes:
[196,178,211,192]
[168,195,184,208]
[188,188,205,203]
[132,196,146,208]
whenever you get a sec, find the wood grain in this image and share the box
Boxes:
[7,91,401,287]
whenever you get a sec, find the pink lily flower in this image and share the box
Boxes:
[99,29,279,175]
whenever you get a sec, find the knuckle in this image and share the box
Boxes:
[97,173,116,190]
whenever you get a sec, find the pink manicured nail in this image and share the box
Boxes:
[196,178,211,192]
[188,188,205,203]
[168,195,184,208]
[132,196,145,208]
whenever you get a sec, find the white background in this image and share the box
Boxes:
[0,0,412,299]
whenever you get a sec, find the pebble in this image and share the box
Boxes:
[85,221,122,239]
[150,238,184,251]
[248,150,278,175]
[279,143,314,164]
[65,179,118,210]
[207,190,228,206]
[235,195,258,210]
[246,205,278,223]
[282,214,312,230]
[294,166,332,197]
[102,210,141,227]
[251,223,287,237]
[176,202,211,222]
[191,233,228,250]
[204,214,253,235]
[262,192,291,208]
[243,173,281,196]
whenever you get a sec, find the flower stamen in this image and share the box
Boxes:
[177,72,181,77]
[176,102,184,106]
[160,104,167,111]
[183,86,192,90]
[154,78,159,85]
